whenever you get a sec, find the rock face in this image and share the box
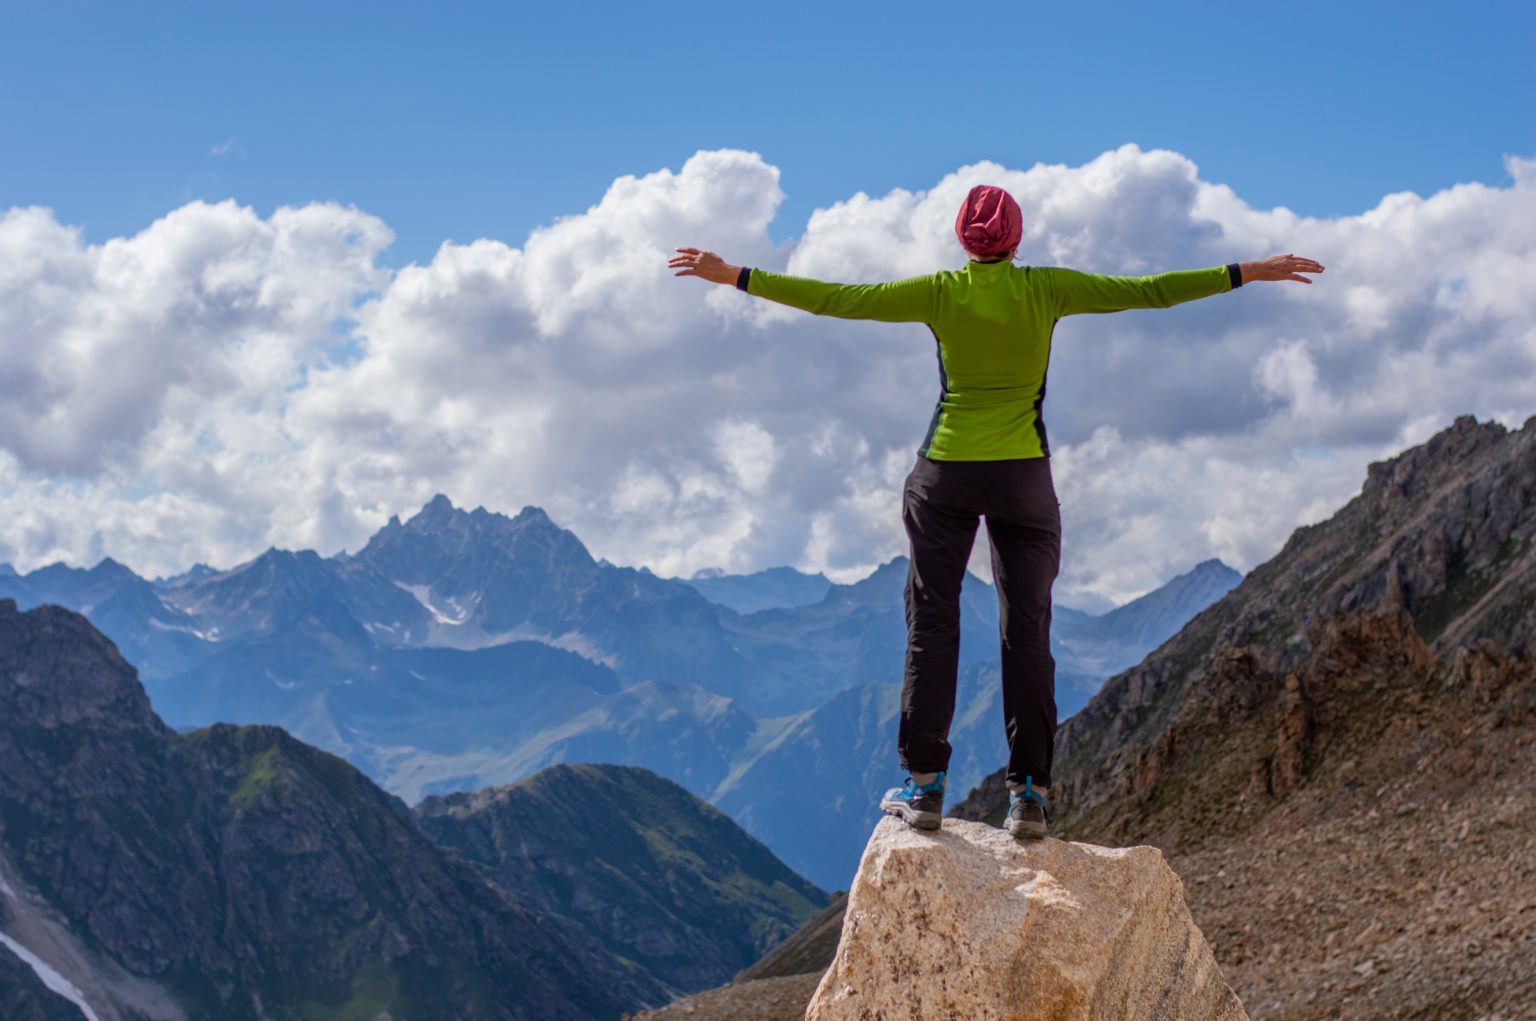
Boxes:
[806,818,1246,1021]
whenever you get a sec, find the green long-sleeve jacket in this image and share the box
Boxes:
[744,259,1240,460]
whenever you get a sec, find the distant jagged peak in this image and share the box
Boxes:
[819,556,909,605]
[0,556,142,584]
[1189,558,1239,577]
[254,546,322,564]
[176,547,342,613]
[153,562,217,588]
[89,556,136,579]
[395,494,558,535]
[367,494,595,576]
[238,546,328,577]
[390,494,586,549]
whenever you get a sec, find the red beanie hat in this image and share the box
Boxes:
[955,184,1022,259]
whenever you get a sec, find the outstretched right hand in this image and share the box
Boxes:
[669,247,742,286]
[1239,254,1325,284]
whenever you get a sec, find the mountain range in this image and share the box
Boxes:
[0,495,1235,890]
[0,599,828,1019]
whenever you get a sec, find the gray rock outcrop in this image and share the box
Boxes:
[807,818,1246,1021]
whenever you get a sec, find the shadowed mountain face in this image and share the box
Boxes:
[952,415,1536,1018]
[0,600,669,1021]
[416,764,827,996]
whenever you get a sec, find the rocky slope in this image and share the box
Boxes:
[416,763,828,995]
[952,416,1536,1019]
[0,599,667,1021]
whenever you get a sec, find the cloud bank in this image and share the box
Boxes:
[2,146,1533,604]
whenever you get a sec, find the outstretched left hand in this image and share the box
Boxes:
[1240,254,1326,284]
[669,247,741,286]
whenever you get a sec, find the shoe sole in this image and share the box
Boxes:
[1007,817,1046,840]
[880,799,941,830]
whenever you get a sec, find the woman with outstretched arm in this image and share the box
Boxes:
[670,185,1322,839]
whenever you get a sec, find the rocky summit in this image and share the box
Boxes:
[805,817,1245,1021]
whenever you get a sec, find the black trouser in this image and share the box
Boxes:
[897,454,1061,788]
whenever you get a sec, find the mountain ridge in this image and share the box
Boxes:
[0,600,852,1019]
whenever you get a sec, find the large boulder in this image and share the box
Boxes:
[807,818,1246,1021]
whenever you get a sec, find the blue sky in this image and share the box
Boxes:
[5,1,1532,265]
[2,1,1534,601]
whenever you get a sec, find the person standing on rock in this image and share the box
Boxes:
[671,185,1322,839]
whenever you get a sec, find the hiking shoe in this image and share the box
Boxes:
[1007,777,1048,840]
[880,772,946,830]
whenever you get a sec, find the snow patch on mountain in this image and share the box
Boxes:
[397,583,473,625]
[501,624,616,668]
[148,617,216,641]
[0,933,103,1021]
[390,581,615,665]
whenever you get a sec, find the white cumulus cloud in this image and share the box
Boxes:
[2,146,1533,607]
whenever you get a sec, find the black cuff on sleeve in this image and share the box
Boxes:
[1227,263,1243,289]
[736,266,753,292]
